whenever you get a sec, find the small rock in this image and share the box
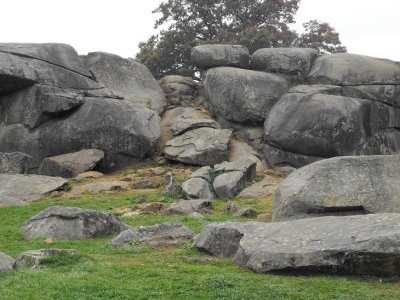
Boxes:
[235,208,257,218]
[190,166,213,182]
[164,172,180,193]
[213,171,246,199]
[155,156,168,165]
[182,177,214,200]
[149,167,166,176]
[227,204,239,213]
[112,222,195,248]
[73,171,104,182]
[15,249,77,269]
[214,157,257,181]
[139,202,165,215]
[166,199,212,215]
[189,212,205,220]
[0,253,15,273]
[129,179,154,189]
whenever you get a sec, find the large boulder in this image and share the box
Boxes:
[83,52,167,114]
[0,152,32,174]
[191,45,249,69]
[39,149,104,178]
[0,174,67,207]
[273,155,400,222]
[0,98,161,172]
[112,222,195,248]
[164,127,232,166]
[0,253,15,272]
[22,206,127,240]
[204,67,288,123]
[159,75,199,106]
[195,214,400,276]
[308,53,400,85]
[251,48,318,82]
[264,92,394,158]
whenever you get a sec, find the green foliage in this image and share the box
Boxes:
[136,0,346,79]
[39,252,82,268]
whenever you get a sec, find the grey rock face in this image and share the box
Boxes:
[165,127,232,166]
[191,45,250,69]
[164,172,180,193]
[22,206,127,240]
[308,53,400,85]
[190,166,213,182]
[0,98,161,172]
[214,157,257,181]
[84,52,166,114]
[167,199,212,215]
[213,171,248,199]
[0,174,67,207]
[197,214,400,276]
[204,67,288,123]
[0,152,32,174]
[112,222,195,248]
[39,149,104,178]
[273,155,400,222]
[182,177,214,199]
[264,92,394,158]
[159,75,199,106]
[251,48,318,81]
[0,253,15,272]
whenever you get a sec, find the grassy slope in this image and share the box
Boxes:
[1,169,400,299]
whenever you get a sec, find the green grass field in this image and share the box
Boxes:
[1,173,400,299]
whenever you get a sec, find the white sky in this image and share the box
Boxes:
[1,0,399,61]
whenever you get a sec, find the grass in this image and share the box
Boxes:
[1,169,400,299]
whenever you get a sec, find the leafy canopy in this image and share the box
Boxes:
[136,0,347,79]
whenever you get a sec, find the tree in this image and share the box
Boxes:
[136,0,346,79]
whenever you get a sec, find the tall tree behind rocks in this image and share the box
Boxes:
[136,0,346,79]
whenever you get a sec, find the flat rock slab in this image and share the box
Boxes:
[0,152,32,174]
[73,171,104,182]
[195,214,400,276]
[0,253,15,272]
[112,222,195,248]
[15,249,77,269]
[39,149,104,178]
[0,174,67,207]
[165,127,232,166]
[238,175,283,199]
[72,181,129,194]
[166,199,212,215]
[22,206,127,240]
[273,155,400,222]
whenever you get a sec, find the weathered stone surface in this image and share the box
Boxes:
[84,52,166,114]
[229,139,267,172]
[350,129,400,156]
[204,67,288,123]
[15,249,76,269]
[308,53,400,85]
[214,157,257,181]
[190,166,213,182]
[159,75,199,106]
[213,171,248,199]
[197,214,400,276]
[0,98,161,172]
[39,149,104,178]
[238,175,283,199]
[235,208,257,218]
[160,107,218,148]
[73,171,104,182]
[22,206,127,240]
[0,253,15,272]
[112,222,195,248]
[164,172,180,193]
[0,174,67,207]
[72,181,129,194]
[182,178,214,200]
[166,199,212,215]
[0,85,85,129]
[251,48,318,81]
[264,92,394,158]
[0,152,32,174]
[191,45,249,69]
[165,128,232,166]
[273,155,400,222]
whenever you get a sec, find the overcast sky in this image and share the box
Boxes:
[1,0,399,61]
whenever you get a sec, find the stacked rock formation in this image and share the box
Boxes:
[192,45,400,168]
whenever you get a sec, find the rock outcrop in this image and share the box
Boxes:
[22,206,127,240]
[0,152,32,174]
[159,75,200,106]
[195,214,400,276]
[273,155,400,222]
[0,174,67,207]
